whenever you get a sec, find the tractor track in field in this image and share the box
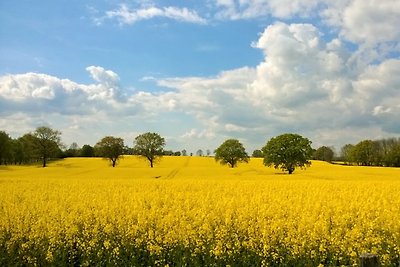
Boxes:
[165,157,191,179]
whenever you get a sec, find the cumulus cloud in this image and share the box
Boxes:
[146,21,400,149]
[104,4,207,25]
[214,0,320,19]
[3,1,400,151]
[322,0,400,46]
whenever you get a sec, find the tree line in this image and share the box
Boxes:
[1,127,399,171]
[340,138,400,167]
[0,127,170,168]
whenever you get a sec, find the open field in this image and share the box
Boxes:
[1,156,400,266]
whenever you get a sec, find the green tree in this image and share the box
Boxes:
[313,146,334,162]
[17,134,38,164]
[214,139,249,168]
[262,133,313,174]
[252,149,263,158]
[33,126,62,167]
[341,144,355,164]
[385,143,400,167]
[80,144,95,157]
[0,131,11,165]
[352,140,376,166]
[133,132,165,168]
[95,136,124,167]
[196,149,204,156]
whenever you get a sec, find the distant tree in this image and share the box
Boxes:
[385,143,400,167]
[313,146,334,162]
[95,136,124,167]
[214,139,249,168]
[133,132,165,168]
[163,150,174,156]
[63,142,80,157]
[80,144,95,157]
[16,134,37,164]
[341,144,355,164]
[262,133,313,174]
[206,149,211,156]
[182,149,187,156]
[351,140,376,166]
[196,149,203,156]
[0,131,11,165]
[252,149,263,158]
[33,126,62,167]
[374,138,395,166]
[174,151,182,156]
[123,146,133,155]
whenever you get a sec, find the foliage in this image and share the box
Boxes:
[133,132,165,168]
[262,133,313,174]
[196,149,203,156]
[1,157,400,266]
[95,136,124,167]
[313,146,334,162]
[252,149,263,158]
[80,144,95,157]
[385,143,400,167]
[350,140,377,166]
[32,126,62,167]
[214,139,249,168]
[0,131,11,165]
[340,144,355,163]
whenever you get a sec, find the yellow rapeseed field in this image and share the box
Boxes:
[0,156,400,266]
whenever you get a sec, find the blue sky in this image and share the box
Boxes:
[1,0,400,154]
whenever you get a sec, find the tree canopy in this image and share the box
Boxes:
[133,132,165,168]
[313,146,334,162]
[262,133,313,174]
[95,136,124,167]
[214,139,249,168]
[33,126,62,167]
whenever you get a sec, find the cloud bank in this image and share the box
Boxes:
[2,0,399,151]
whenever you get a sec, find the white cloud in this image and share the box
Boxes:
[105,4,207,25]
[323,0,400,46]
[213,0,320,20]
[0,73,77,101]
[86,66,119,85]
[2,5,400,152]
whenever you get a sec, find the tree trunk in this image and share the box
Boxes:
[42,157,46,168]
[150,160,153,168]
[112,160,116,167]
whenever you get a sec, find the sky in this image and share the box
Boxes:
[0,0,399,154]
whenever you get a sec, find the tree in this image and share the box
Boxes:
[0,131,11,165]
[80,144,95,157]
[385,143,400,167]
[214,139,249,168]
[313,146,334,162]
[133,132,165,168]
[182,149,187,156]
[196,149,203,156]
[95,136,124,167]
[262,133,313,174]
[63,142,80,157]
[351,140,377,166]
[341,144,355,164]
[252,149,263,158]
[33,126,62,167]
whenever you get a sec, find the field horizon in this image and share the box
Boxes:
[1,156,399,181]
